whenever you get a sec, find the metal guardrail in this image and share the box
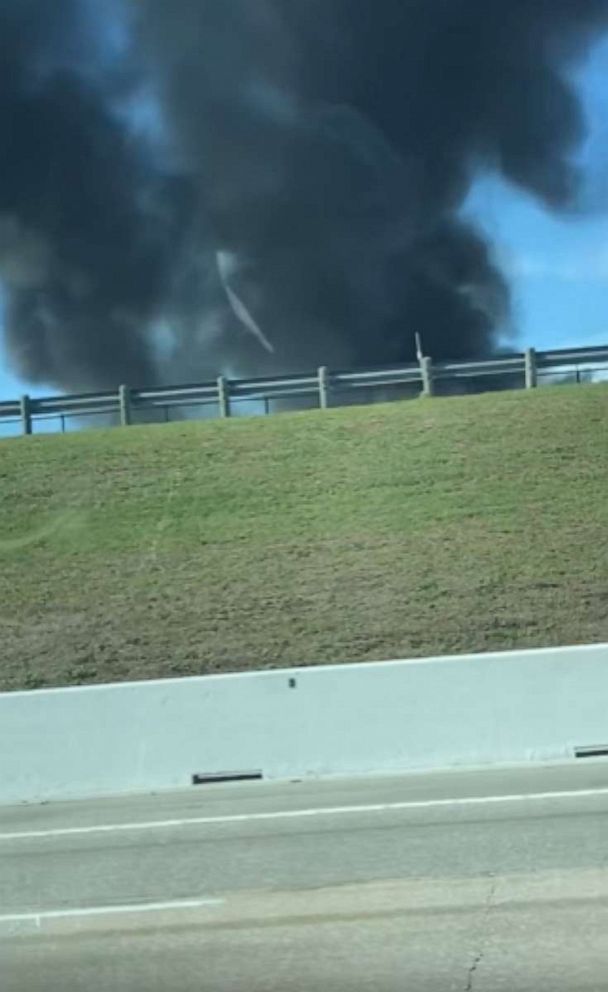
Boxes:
[1,344,607,437]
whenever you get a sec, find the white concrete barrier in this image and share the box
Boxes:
[1,643,607,804]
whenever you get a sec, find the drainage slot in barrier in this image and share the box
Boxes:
[574,745,608,759]
[192,770,263,785]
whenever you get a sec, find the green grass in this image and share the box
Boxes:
[1,384,607,691]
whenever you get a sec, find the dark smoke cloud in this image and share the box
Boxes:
[1,1,608,391]
[0,0,174,389]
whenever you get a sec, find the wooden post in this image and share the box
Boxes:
[20,394,32,436]
[318,366,330,409]
[419,356,434,397]
[217,375,231,418]
[524,348,537,389]
[118,384,131,426]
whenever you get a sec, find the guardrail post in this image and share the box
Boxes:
[20,394,32,436]
[419,356,434,397]
[318,366,330,409]
[524,348,537,389]
[118,384,131,426]
[217,375,231,418]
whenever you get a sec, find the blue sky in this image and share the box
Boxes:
[462,35,608,353]
[1,36,607,401]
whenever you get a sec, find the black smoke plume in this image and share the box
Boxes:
[1,1,607,391]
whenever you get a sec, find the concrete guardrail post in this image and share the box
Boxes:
[217,375,231,418]
[419,356,434,397]
[20,394,32,436]
[524,348,537,389]
[318,366,330,409]
[118,384,132,426]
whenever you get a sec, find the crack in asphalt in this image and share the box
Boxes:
[465,875,498,991]
[465,950,483,992]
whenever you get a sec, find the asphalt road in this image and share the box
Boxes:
[2,761,608,990]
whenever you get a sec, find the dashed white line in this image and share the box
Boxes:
[2,787,608,842]
[0,897,223,926]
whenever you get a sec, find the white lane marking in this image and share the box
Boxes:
[2,786,608,842]
[0,897,223,926]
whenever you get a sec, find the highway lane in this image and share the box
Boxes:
[2,761,608,990]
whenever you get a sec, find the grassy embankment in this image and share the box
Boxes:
[0,384,606,691]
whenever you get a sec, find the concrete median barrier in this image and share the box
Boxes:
[1,643,607,804]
